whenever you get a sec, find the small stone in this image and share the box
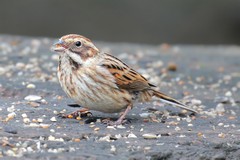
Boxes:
[218,123,224,126]
[48,135,55,141]
[191,99,202,105]
[188,124,193,127]
[37,118,43,123]
[167,62,177,71]
[26,84,36,89]
[216,103,225,113]
[175,126,181,131]
[178,134,186,138]
[110,145,116,152]
[107,126,116,130]
[218,133,226,138]
[32,119,38,123]
[94,127,100,131]
[50,129,55,132]
[16,62,25,69]
[53,110,58,114]
[225,91,232,97]
[73,138,81,142]
[23,118,30,124]
[99,135,111,142]
[21,113,28,118]
[142,133,157,139]
[128,133,137,138]
[7,112,16,119]
[185,117,192,123]
[29,102,40,107]
[39,124,50,128]
[116,125,126,129]
[7,106,15,112]
[24,95,42,101]
[28,123,40,127]
[50,117,57,122]
[139,113,151,118]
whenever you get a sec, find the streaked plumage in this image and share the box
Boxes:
[52,34,196,125]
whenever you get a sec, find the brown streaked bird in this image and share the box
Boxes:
[52,34,197,125]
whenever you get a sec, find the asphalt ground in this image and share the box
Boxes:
[0,35,239,160]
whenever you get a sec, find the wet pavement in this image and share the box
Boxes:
[0,35,239,160]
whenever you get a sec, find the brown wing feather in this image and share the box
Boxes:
[101,53,154,92]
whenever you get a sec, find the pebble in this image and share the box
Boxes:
[21,113,28,118]
[225,91,232,97]
[7,112,16,119]
[175,126,181,131]
[185,117,192,123]
[167,62,177,71]
[216,103,225,113]
[28,123,40,127]
[53,110,58,114]
[218,133,226,138]
[128,133,137,138]
[7,105,15,112]
[178,134,186,138]
[16,62,25,69]
[73,138,81,142]
[110,145,116,152]
[139,113,152,118]
[48,135,55,141]
[39,124,50,129]
[116,125,126,129]
[188,124,193,127]
[99,135,111,142]
[191,99,202,105]
[218,123,224,126]
[142,133,157,139]
[50,117,57,122]
[23,118,30,124]
[94,127,100,131]
[107,126,116,130]
[37,118,43,123]
[24,95,42,101]
[26,84,36,89]
[29,102,40,107]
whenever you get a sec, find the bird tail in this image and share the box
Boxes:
[152,90,197,113]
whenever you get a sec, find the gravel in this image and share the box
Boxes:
[0,35,240,159]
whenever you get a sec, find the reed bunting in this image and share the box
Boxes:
[52,34,196,125]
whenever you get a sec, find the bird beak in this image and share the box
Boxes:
[51,39,67,52]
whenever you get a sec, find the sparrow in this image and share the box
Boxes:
[52,34,196,125]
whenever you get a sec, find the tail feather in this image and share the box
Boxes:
[153,90,197,113]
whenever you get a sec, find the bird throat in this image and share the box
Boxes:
[68,57,81,70]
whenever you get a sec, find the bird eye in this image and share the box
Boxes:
[75,41,81,47]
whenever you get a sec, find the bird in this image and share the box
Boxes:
[52,34,196,125]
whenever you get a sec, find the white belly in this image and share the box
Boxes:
[58,61,132,113]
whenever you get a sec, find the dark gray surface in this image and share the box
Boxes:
[0,35,240,159]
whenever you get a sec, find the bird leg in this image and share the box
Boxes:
[105,104,132,126]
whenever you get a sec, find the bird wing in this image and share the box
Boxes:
[101,53,155,92]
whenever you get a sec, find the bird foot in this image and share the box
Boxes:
[58,109,92,119]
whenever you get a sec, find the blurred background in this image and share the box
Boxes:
[1,0,240,44]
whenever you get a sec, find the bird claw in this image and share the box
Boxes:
[101,118,129,126]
